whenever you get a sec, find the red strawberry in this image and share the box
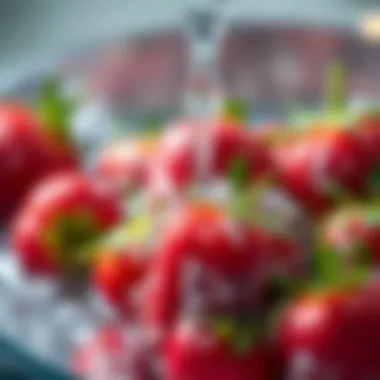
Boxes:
[358,113,380,164]
[152,119,273,191]
[243,180,311,267]
[11,172,122,275]
[93,250,148,318]
[277,284,380,380]
[73,324,156,380]
[273,134,326,215]
[323,205,380,266]
[92,217,155,318]
[164,320,274,380]
[141,201,297,331]
[95,137,157,197]
[260,229,305,279]
[275,128,372,215]
[0,102,77,221]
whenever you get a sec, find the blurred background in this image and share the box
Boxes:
[1,0,380,120]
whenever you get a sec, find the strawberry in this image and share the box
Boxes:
[93,249,148,318]
[164,320,274,380]
[275,127,372,216]
[276,61,375,216]
[11,172,122,275]
[152,119,273,192]
[322,205,380,266]
[243,180,313,263]
[357,112,380,165]
[141,201,302,331]
[73,324,156,380]
[277,283,380,380]
[273,133,331,215]
[0,101,77,221]
[95,137,157,197]
[92,217,156,318]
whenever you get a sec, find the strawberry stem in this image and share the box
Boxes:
[226,157,253,221]
[325,59,348,114]
[37,76,77,144]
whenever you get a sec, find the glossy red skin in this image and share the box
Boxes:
[95,138,157,196]
[93,249,149,318]
[141,203,300,331]
[275,129,372,215]
[154,120,273,190]
[73,325,155,380]
[274,137,332,215]
[165,321,274,380]
[11,172,122,275]
[277,286,380,380]
[324,209,380,264]
[260,230,305,278]
[358,115,380,164]
[0,103,77,221]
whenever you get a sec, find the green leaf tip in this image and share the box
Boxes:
[325,59,348,113]
[220,98,249,124]
[37,76,77,143]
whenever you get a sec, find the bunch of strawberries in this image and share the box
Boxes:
[3,65,380,379]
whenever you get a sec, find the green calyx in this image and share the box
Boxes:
[326,181,353,205]
[312,241,369,292]
[43,211,101,270]
[102,215,155,251]
[212,317,262,355]
[364,205,380,227]
[368,164,380,197]
[37,76,79,144]
[226,156,253,221]
[266,275,306,306]
[219,98,249,124]
[228,156,251,192]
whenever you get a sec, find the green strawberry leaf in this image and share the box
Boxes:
[313,241,370,292]
[44,211,102,270]
[103,215,155,251]
[213,317,263,356]
[220,98,249,124]
[266,275,305,306]
[290,60,351,129]
[231,322,261,355]
[313,243,344,288]
[353,241,371,269]
[228,156,251,192]
[37,76,78,143]
[327,181,352,203]
[213,318,235,342]
[364,206,380,226]
[325,59,348,113]
[368,164,380,197]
